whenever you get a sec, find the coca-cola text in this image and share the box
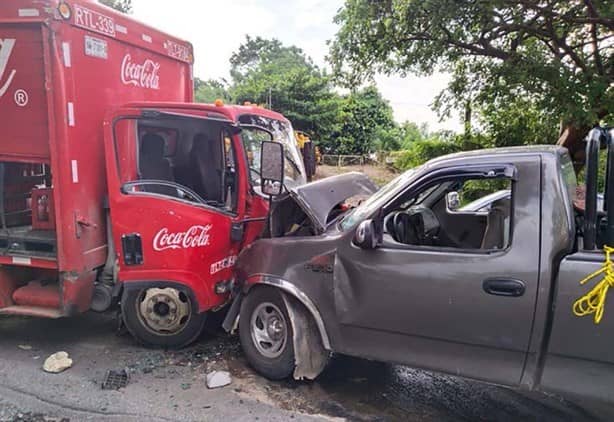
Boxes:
[121,54,160,90]
[153,225,212,251]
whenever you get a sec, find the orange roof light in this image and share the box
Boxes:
[58,2,72,19]
[243,101,252,106]
[214,99,224,107]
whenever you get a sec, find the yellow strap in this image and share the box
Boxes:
[572,246,614,324]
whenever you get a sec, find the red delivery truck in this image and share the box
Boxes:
[0,0,307,347]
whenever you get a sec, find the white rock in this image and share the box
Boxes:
[206,371,231,389]
[43,351,73,374]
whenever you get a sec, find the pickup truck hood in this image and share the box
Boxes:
[289,172,378,234]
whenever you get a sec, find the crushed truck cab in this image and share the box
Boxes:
[0,0,306,347]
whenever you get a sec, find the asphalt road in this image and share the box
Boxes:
[0,312,612,422]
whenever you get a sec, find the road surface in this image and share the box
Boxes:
[0,312,612,421]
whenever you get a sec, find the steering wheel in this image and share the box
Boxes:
[387,212,419,244]
[387,207,440,245]
[121,180,208,206]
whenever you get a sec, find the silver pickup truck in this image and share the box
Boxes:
[225,128,614,403]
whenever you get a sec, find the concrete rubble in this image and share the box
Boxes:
[42,352,73,374]
[206,371,232,389]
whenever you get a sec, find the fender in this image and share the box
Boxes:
[238,274,332,351]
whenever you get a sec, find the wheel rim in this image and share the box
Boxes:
[250,302,288,359]
[136,288,191,336]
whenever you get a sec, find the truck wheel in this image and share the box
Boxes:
[121,287,206,348]
[239,287,294,380]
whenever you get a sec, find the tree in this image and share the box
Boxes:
[330,0,613,165]
[230,36,343,144]
[330,86,397,154]
[478,97,560,148]
[194,78,231,103]
[99,0,132,13]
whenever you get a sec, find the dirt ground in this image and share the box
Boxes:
[1,311,613,422]
[315,164,398,186]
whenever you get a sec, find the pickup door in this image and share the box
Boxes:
[334,157,542,386]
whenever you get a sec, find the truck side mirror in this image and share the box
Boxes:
[260,141,285,196]
[446,191,460,211]
[353,219,378,250]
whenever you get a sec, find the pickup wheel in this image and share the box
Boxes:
[239,287,294,380]
[121,287,206,349]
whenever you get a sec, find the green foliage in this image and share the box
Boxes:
[327,86,397,154]
[229,36,343,144]
[460,179,511,205]
[99,0,132,13]
[330,0,613,131]
[478,97,560,147]
[194,78,231,104]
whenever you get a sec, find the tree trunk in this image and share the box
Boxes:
[557,123,592,173]
[464,101,472,139]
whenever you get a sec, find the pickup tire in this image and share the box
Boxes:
[121,286,206,349]
[239,286,295,380]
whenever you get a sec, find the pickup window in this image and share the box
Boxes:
[383,175,513,251]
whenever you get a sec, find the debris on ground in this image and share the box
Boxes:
[17,345,32,351]
[101,369,129,390]
[12,412,69,422]
[206,371,232,389]
[43,352,73,374]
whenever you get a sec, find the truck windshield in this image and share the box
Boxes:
[238,115,306,189]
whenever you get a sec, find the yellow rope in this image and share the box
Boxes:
[573,245,614,324]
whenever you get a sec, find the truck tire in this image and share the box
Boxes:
[121,286,206,348]
[239,286,295,380]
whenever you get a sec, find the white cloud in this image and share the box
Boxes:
[131,0,462,132]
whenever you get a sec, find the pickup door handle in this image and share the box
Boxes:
[482,278,525,297]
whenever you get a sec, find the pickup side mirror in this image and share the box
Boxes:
[353,219,378,250]
[260,141,285,196]
[446,191,460,211]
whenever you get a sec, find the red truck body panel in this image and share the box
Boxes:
[0,0,195,315]
[0,0,194,276]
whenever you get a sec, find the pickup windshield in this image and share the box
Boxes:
[339,167,420,230]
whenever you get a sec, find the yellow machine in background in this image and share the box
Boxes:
[295,131,318,181]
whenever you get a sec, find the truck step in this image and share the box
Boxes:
[0,306,62,318]
[12,282,60,308]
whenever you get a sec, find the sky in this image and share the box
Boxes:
[131,0,462,132]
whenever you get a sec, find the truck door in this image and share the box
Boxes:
[104,109,246,345]
[336,157,541,386]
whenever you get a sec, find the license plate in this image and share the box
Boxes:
[84,36,108,59]
[74,4,116,37]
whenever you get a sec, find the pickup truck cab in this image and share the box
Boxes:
[228,129,614,402]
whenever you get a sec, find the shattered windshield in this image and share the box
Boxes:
[238,114,307,188]
[339,167,419,230]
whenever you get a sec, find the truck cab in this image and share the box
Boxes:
[231,128,614,402]
[106,103,305,346]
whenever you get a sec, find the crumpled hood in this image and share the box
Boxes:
[289,172,378,233]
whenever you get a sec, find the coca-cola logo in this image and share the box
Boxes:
[153,225,212,251]
[0,38,17,99]
[121,54,160,90]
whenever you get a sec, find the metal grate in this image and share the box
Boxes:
[101,369,129,390]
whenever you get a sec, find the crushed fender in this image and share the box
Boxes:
[281,292,329,380]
